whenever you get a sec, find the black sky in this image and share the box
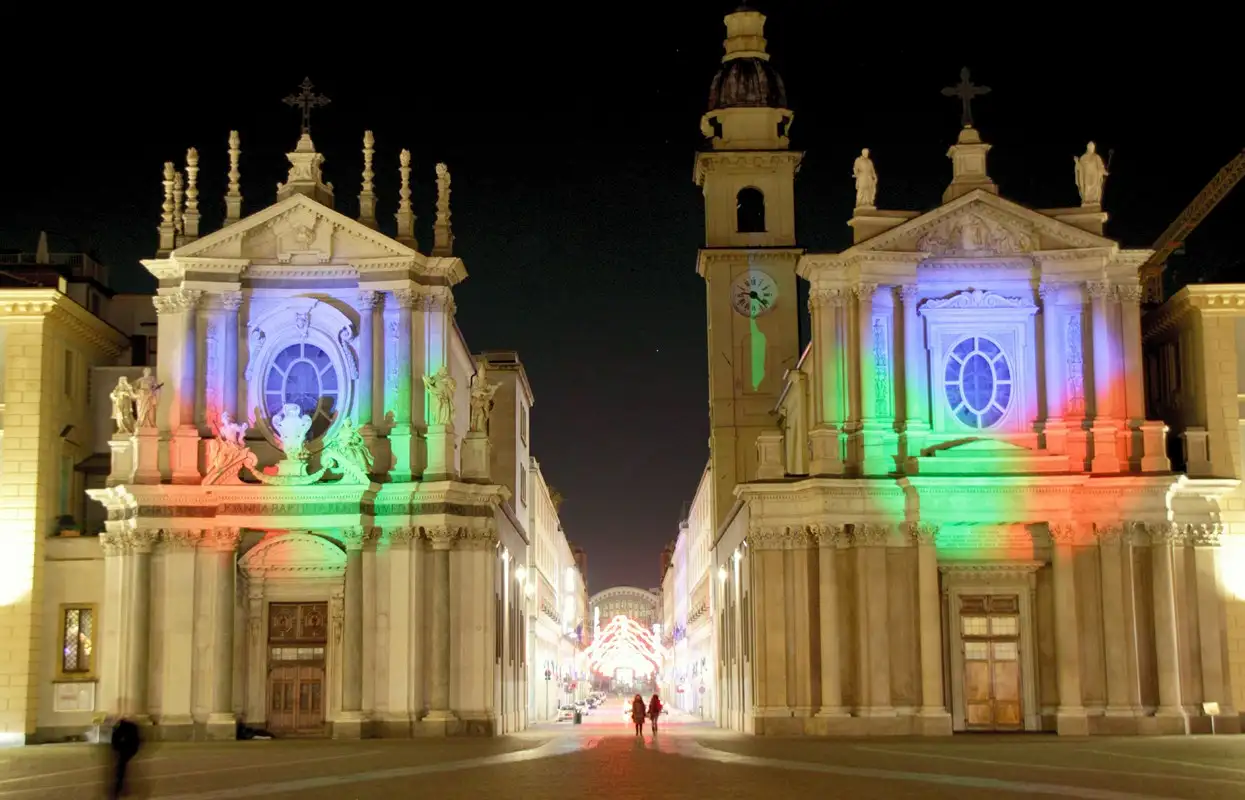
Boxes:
[1,5,1240,591]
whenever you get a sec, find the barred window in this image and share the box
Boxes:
[61,606,95,675]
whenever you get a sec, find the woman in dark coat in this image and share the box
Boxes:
[630,694,646,736]
[648,694,663,733]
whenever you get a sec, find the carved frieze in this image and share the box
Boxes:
[919,289,1033,314]
[872,317,890,417]
[1065,312,1085,415]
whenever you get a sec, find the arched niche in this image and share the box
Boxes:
[735,187,766,233]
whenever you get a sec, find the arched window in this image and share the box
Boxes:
[943,336,1012,429]
[264,341,340,441]
[736,187,766,233]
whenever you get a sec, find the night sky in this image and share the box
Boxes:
[2,6,1238,592]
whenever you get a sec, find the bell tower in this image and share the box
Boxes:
[695,6,803,529]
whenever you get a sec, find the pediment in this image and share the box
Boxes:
[850,190,1116,257]
[239,531,346,578]
[171,193,417,266]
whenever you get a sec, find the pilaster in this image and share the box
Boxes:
[155,529,201,738]
[206,528,241,739]
[1048,523,1088,735]
[1039,282,1068,454]
[1087,281,1120,473]
[389,290,416,482]
[808,288,846,475]
[814,526,847,719]
[1094,524,1136,718]
[852,523,894,716]
[899,285,929,459]
[1147,523,1189,732]
[911,523,951,733]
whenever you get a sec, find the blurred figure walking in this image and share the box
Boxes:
[108,716,141,799]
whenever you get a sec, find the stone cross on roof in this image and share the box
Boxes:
[941,67,990,129]
[283,78,331,136]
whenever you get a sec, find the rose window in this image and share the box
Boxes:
[264,342,339,440]
[943,336,1012,429]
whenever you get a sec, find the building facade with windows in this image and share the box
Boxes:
[698,7,1240,738]
[7,126,566,743]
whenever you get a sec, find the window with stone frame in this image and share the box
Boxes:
[60,605,95,677]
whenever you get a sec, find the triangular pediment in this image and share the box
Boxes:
[850,190,1116,257]
[171,193,417,265]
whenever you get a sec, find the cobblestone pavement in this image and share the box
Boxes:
[3,714,1245,799]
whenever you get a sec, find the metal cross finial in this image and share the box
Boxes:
[283,78,331,135]
[941,67,991,129]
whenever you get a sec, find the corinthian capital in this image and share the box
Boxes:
[851,523,891,547]
[898,284,920,305]
[852,282,879,301]
[1114,284,1143,306]
[220,291,244,312]
[808,287,847,311]
[1085,280,1112,300]
[426,525,460,550]
[906,522,938,546]
[356,289,381,311]
[1145,522,1183,545]
[393,288,419,310]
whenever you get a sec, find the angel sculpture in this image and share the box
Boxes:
[203,411,257,486]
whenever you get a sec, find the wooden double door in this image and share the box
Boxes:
[960,594,1023,731]
[267,602,328,736]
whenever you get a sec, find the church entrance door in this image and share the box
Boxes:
[959,594,1023,731]
[266,602,328,736]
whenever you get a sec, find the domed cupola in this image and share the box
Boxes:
[700,6,793,151]
[707,6,787,112]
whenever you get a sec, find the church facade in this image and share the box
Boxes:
[699,8,1242,737]
[15,116,592,742]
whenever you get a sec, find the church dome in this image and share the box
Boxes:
[707,57,788,111]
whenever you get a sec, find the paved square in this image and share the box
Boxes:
[3,713,1245,799]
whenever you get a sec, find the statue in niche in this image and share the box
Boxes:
[271,403,313,462]
[422,365,456,426]
[133,367,163,430]
[322,416,374,484]
[468,360,501,434]
[852,148,877,208]
[109,376,137,435]
[1074,141,1109,206]
[203,411,257,485]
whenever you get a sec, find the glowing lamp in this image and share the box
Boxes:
[718,565,728,582]
[515,565,527,584]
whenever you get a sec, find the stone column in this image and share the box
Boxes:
[814,526,846,718]
[900,286,928,425]
[1087,281,1120,472]
[808,288,845,475]
[221,292,241,421]
[1191,525,1230,717]
[1149,523,1188,729]
[426,526,457,723]
[207,528,240,738]
[244,581,265,724]
[1039,283,1068,453]
[124,529,157,721]
[854,524,893,717]
[1095,524,1134,717]
[341,528,366,717]
[913,524,950,731]
[1048,524,1088,734]
[390,290,416,480]
[355,290,378,428]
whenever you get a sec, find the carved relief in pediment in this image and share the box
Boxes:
[917,210,1035,257]
[268,206,333,264]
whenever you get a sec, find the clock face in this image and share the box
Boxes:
[731,270,778,317]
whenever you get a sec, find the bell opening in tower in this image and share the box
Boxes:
[736,187,766,233]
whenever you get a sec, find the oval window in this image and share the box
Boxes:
[263,342,340,440]
[944,337,1012,429]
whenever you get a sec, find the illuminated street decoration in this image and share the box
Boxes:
[585,614,660,677]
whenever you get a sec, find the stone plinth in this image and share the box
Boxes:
[133,428,161,484]
[808,426,843,476]
[424,424,457,481]
[108,434,135,486]
[170,426,201,484]
[755,430,785,479]
[389,423,413,482]
[461,432,491,481]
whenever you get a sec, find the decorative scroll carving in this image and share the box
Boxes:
[244,326,265,381]
[212,527,243,551]
[330,592,344,645]
[907,522,939,546]
[162,529,204,550]
[808,287,848,311]
[1047,523,1082,545]
[811,524,845,546]
[920,289,1032,313]
[1093,523,1124,545]
[1065,312,1085,415]
[746,525,816,550]
[1086,280,1112,300]
[851,523,891,547]
[1114,284,1143,306]
[339,325,359,380]
[1187,523,1222,546]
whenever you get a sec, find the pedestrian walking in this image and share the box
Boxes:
[109,716,141,799]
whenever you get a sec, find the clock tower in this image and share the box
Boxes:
[695,6,803,530]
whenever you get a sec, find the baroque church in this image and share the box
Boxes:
[698,7,1244,736]
[31,107,549,740]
